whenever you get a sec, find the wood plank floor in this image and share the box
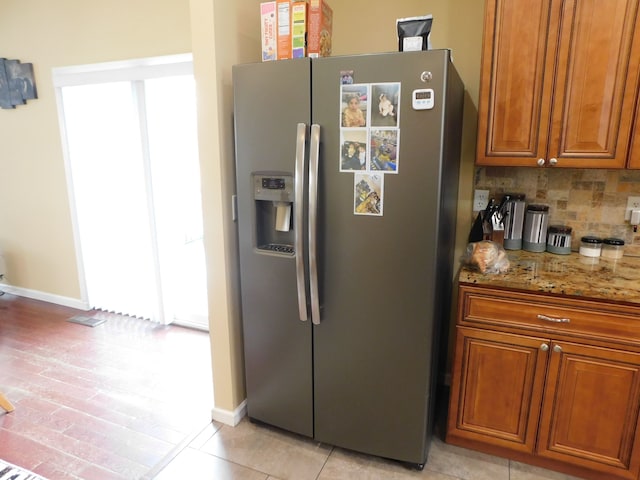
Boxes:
[0,293,214,480]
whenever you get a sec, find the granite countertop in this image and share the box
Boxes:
[459,250,640,305]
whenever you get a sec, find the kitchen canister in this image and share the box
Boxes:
[546,225,572,255]
[601,237,625,259]
[523,204,549,252]
[579,236,603,257]
[503,193,526,250]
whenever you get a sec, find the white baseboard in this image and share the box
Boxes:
[211,400,247,427]
[0,284,90,311]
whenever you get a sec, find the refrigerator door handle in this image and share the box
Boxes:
[308,124,321,325]
[294,123,309,322]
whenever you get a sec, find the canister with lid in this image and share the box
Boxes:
[523,204,549,252]
[503,193,526,250]
[601,238,624,259]
[546,225,572,255]
[579,236,603,257]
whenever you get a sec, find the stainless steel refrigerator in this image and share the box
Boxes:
[233,50,463,468]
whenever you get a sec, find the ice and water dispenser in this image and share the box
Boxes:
[252,173,295,255]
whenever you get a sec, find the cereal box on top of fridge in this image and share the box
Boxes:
[307,0,333,58]
[290,1,307,59]
[276,0,291,60]
[260,1,277,61]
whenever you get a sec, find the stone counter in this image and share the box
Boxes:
[459,250,640,305]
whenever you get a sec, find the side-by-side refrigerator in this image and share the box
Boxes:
[233,50,463,468]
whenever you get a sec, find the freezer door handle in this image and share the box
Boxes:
[308,124,321,325]
[294,123,309,322]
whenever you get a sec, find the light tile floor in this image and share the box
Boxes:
[150,418,585,480]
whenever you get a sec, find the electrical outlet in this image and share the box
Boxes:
[625,196,640,220]
[473,189,490,212]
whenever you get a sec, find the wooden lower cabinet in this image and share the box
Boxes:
[539,341,640,474]
[448,327,547,453]
[447,286,640,480]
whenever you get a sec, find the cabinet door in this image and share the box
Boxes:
[547,0,640,168]
[629,92,640,169]
[476,0,557,166]
[476,0,640,168]
[538,341,640,478]
[447,327,548,453]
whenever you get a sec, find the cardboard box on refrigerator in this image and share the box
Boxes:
[307,0,333,57]
[260,1,278,61]
[290,1,308,58]
[276,0,291,60]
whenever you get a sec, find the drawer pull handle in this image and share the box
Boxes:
[553,345,563,353]
[540,343,549,352]
[537,314,570,323]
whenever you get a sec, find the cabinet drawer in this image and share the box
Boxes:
[460,286,640,345]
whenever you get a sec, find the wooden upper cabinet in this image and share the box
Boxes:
[630,93,640,169]
[476,0,640,168]
[476,0,555,166]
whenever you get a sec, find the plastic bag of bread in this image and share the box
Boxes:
[462,240,510,274]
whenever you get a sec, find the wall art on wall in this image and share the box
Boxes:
[0,58,37,109]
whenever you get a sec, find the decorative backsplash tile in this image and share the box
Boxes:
[474,167,640,257]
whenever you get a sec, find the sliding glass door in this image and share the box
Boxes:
[55,56,208,328]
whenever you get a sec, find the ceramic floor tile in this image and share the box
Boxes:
[317,447,461,480]
[200,419,332,480]
[423,437,509,480]
[153,447,268,480]
[509,460,586,480]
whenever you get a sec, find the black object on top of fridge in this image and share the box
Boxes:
[233,50,464,469]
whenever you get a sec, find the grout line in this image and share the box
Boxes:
[314,445,335,480]
[141,420,215,479]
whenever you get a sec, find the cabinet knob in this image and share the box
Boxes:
[553,344,563,353]
[540,343,549,351]
[548,157,558,166]
[537,158,545,166]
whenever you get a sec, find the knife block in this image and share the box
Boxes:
[481,211,505,246]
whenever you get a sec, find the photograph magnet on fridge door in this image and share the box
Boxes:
[340,84,369,128]
[340,129,368,171]
[340,70,354,85]
[370,129,398,173]
[371,83,400,127]
[354,172,383,216]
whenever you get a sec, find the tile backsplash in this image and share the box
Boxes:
[474,167,640,257]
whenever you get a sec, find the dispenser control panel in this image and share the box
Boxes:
[261,177,286,190]
[253,173,293,202]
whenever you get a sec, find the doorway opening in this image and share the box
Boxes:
[53,55,208,330]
